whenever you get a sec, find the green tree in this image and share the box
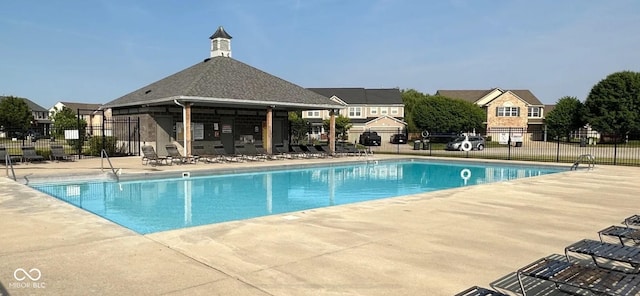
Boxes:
[288,111,307,142]
[545,96,584,139]
[323,114,353,141]
[51,107,87,150]
[412,94,486,133]
[583,71,640,137]
[401,89,427,133]
[0,96,32,131]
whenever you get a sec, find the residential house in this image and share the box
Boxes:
[305,88,405,143]
[436,88,546,143]
[49,102,110,136]
[0,96,52,136]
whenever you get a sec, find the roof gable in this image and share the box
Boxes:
[365,115,407,126]
[308,88,402,105]
[0,96,47,111]
[437,88,543,106]
[105,57,342,109]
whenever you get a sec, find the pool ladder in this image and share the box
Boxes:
[101,149,120,181]
[5,154,16,181]
[571,154,595,170]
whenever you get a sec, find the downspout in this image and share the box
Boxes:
[174,100,188,153]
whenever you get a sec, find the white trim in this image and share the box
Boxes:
[105,96,345,110]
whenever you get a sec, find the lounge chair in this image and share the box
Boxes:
[624,215,640,228]
[517,256,640,296]
[0,145,21,164]
[274,144,293,159]
[21,146,45,163]
[290,145,311,158]
[192,145,220,163]
[598,225,640,246]
[250,143,279,160]
[165,144,195,164]
[565,238,640,273]
[50,145,74,161]
[234,143,262,161]
[214,144,242,162]
[455,286,508,296]
[141,145,170,166]
[305,144,328,158]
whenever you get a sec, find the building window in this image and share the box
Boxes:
[391,107,399,115]
[528,107,541,117]
[370,107,378,116]
[306,111,320,117]
[380,107,388,115]
[349,107,362,117]
[496,107,520,117]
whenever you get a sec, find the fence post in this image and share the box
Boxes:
[128,117,132,155]
[507,127,511,160]
[614,136,618,165]
[556,135,561,162]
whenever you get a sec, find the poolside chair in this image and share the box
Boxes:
[274,144,294,159]
[50,145,74,161]
[141,145,170,166]
[517,256,640,296]
[305,144,328,158]
[454,286,508,296]
[290,145,311,158]
[213,144,242,162]
[598,225,640,246]
[565,238,640,273]
[0,145,21,164]
[250,143,279,160]
[234,143,262,161]
[192,145,220,163]
[623,214,640,228]
[165,144,195,164]
[21,146,45,163]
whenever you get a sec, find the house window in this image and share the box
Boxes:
[528,107,541,117]
[391,107,399,115]
[370,107,378,116]
[348,107,362,117]
[380,107,388,115]
[306,111,320,117]
[496,107,520,117]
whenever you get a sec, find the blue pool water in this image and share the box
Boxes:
[31,160,565,234]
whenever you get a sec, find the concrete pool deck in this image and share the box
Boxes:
[0,155,638,295]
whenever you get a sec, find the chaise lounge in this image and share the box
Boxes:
[141,145,170,166]
[21,146,45,163]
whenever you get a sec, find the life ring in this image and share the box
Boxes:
[421,130,429,138]
[460,140,472,151]
[460,168,471,180]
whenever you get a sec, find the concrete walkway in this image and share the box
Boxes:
[1,155,639,295]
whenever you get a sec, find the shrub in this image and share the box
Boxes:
[88,136,118,156]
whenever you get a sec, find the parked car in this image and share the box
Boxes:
[445,135,485,151]
[389,134,408,144]
[359,131,381,146]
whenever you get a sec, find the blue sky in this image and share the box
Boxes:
[1,0,639,108]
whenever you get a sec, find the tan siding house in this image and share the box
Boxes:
[436,88,546,144]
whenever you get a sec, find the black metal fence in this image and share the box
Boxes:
[376,129,640,167]
[0,118,140,160]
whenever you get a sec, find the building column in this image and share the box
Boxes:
[266,106,273,154]
[329,109,336,155]
[184,102,192,156]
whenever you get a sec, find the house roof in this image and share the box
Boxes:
[104,56,343,110]
[210,26,232,39]
[544,104,556,114]
[0,96,47,112]
[308,88,402,105]
[436,89,543,106]
[56,102,103,115]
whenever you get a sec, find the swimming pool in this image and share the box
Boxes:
[31,160,565,234]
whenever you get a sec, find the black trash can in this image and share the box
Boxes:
[515,142,522,147]
[413,140,421,150]
[422,140,430,150]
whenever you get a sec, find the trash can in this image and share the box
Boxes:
[580,137,587,147]
[422,140,430,150]
[515,142,522,147]
[413,140,421,150]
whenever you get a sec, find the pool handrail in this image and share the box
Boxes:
[101,149,119,182]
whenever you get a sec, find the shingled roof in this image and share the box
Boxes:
[436,89,543,105]
[0,96,47,112]
[104,56,343,110]
[57,102,103,115]
[308,88,402,105]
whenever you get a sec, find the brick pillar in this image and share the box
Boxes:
[329,109,336,155]
[266,106,273,154]
[185,102,192,156]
